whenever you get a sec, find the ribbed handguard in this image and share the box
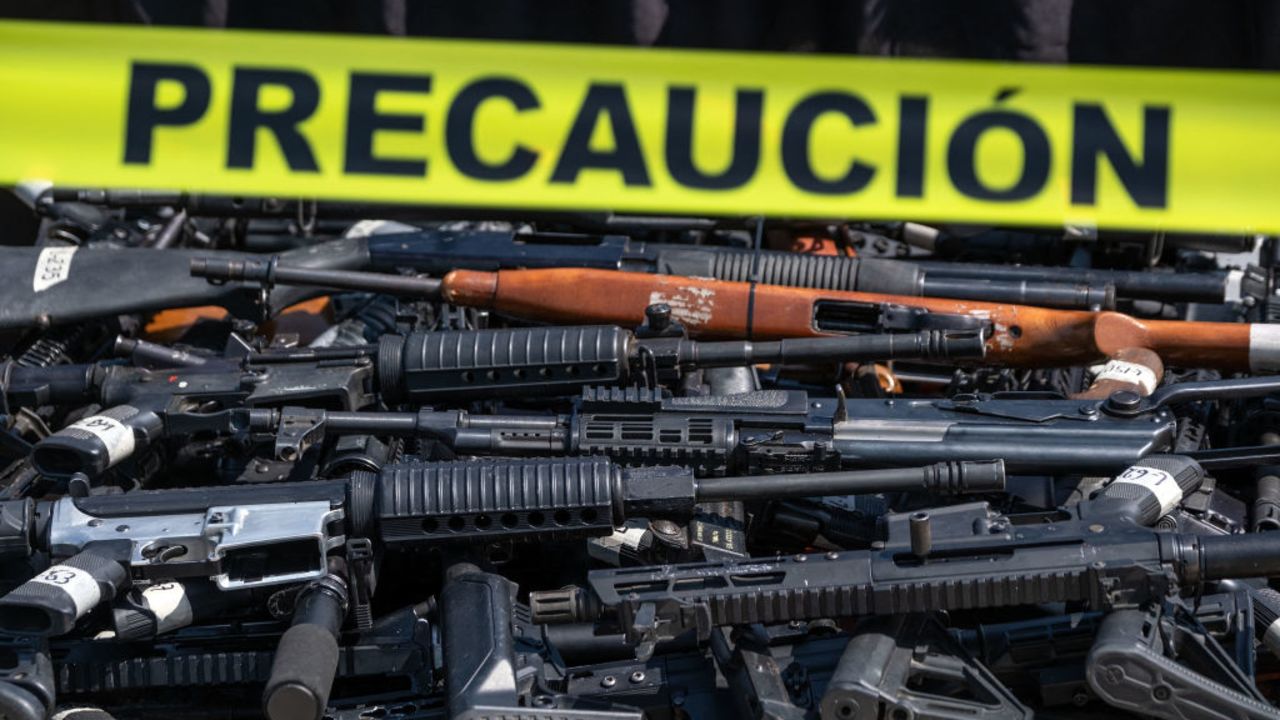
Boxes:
[373,458,618,545]
[658,248,921,295]
[531,548,1102,628]
[378,325,630,402]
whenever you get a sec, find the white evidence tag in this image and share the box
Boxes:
[32,246,76,292]
[67,414,137,465]
[1111,465,1182,516]
[29,564,102,618]
[141,583,195,634]
[1090,359,1158,395]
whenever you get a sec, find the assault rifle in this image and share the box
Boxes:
[192,262,1280,372]
[0,456,1004,636]
[161,374,1280,478]
[527,457,1280,659]
[4,325,983,479]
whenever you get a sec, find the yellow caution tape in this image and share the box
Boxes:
[1,20,1278,232]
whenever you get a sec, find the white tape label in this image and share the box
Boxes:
[1225,269,1244,303]
[141,583,195,634]
[30,564,102,618]
[1249,324,1280,372]
[67,414,136,465]
[32,246,76,292]
[1112,465,1182,516]
[1091,359,1159,395]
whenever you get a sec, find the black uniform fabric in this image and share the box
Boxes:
[0,0,1276,68]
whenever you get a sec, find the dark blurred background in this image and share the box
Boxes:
[1,0,1278,68]
[1,0,1275,240]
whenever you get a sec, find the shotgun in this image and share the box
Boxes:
[192,262,1280,373]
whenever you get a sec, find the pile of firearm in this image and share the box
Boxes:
[5,187,1280,720]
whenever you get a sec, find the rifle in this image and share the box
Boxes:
[346,228,1122,310]
[0,456,1004,637]
[5,326,983,479]
[192,262,1280,373]
[223,375,1280,477]
[526,457,1280,658]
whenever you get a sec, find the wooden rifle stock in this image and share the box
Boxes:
[441,268,1276,372]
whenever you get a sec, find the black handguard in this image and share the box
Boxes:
[374,324,984,402]
[530,502,1280,659]
[0,457,1001,639]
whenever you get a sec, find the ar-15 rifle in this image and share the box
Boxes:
[0,456,1004,637]
[5,325,983,480]
[192,262,1280,373]
[0,458,998,719]
[527,456,1280,658]
[115,317,981,396]
[221,374,1280,477]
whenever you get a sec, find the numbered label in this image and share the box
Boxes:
[1093,359,1158,395]
[32,246,76,292]
[1112,465,1182,515]
[67,413,136,465]
[141,582,194,634]
[30,564,102,618]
